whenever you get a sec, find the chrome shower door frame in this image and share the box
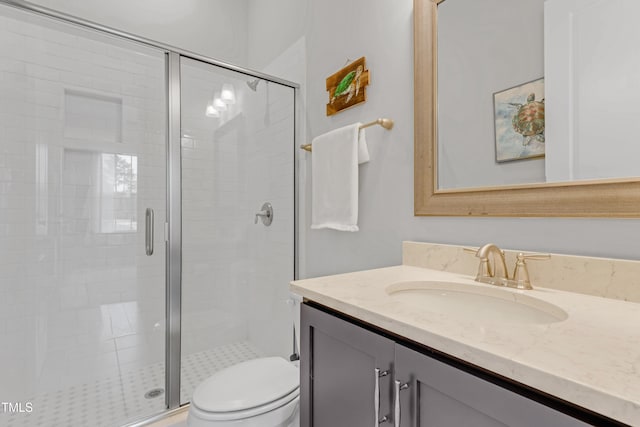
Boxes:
[166,51,182,410]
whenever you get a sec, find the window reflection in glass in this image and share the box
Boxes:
[62,149,138,235]
[100,153,137,233]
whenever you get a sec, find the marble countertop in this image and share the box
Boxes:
[290,265,640,426]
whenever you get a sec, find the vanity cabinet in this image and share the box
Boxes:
[299,302,394,426]
[301,303,593,427]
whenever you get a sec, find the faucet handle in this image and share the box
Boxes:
[512,252,550,290]
[518,252,551,261]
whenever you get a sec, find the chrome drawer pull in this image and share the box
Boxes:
[375,368,389,425]
[393,380,409,427]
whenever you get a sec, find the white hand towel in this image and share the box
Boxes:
[311,122,369,232]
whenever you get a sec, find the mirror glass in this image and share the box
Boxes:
[436,0,640,190]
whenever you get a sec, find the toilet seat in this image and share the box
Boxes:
[190,357,300,422]
[190,388,299,422]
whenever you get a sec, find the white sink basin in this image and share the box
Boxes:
[386,281,568,325]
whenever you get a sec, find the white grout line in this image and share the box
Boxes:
[3,341,260,427]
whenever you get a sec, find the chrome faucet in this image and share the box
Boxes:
[465,244,550,290]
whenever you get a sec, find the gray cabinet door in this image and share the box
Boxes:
[394,344,589,427]
[301,304,395,427]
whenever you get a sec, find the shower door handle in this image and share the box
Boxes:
[145,208,154,256]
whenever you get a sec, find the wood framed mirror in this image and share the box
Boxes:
[414,0,640,217]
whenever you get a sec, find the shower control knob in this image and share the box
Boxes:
[254,202,273,226]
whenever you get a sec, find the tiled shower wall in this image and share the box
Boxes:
[180,63,252,360]
[0,6,166,419]
[180,60,294,403]
[243,79,295,358]
[0,2,296,418]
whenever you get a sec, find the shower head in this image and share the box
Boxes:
[246,79,261,91]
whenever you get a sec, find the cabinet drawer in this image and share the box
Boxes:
[395,344,589,427]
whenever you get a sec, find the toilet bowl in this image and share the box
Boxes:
[187,356,300,427]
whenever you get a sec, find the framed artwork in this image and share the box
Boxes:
[493,77,545,162]
[326,57,369,116]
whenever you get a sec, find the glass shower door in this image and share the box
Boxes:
[0,5,168,426]
[180,57,295,404]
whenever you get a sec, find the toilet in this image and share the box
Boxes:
[188,295,302,427]
[187,356,300,427]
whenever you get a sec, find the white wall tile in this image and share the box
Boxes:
[179,59,294,380]
[0,9,167,408]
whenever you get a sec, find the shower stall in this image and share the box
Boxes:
[0,2,297,426]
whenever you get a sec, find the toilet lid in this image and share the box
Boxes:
[192,357,299,413]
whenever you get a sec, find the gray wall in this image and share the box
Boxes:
[246,0,307,70]
[23,0,640,279]
[437,0,545,189]
[301,0,640,278]
[29,0,250,67]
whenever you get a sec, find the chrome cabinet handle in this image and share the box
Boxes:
[145,208,154,256]
[375,369,389,425]
[393,380,409,427]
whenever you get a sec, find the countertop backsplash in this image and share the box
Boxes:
[402,241,640,303]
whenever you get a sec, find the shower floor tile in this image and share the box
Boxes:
[3,341,261,427]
